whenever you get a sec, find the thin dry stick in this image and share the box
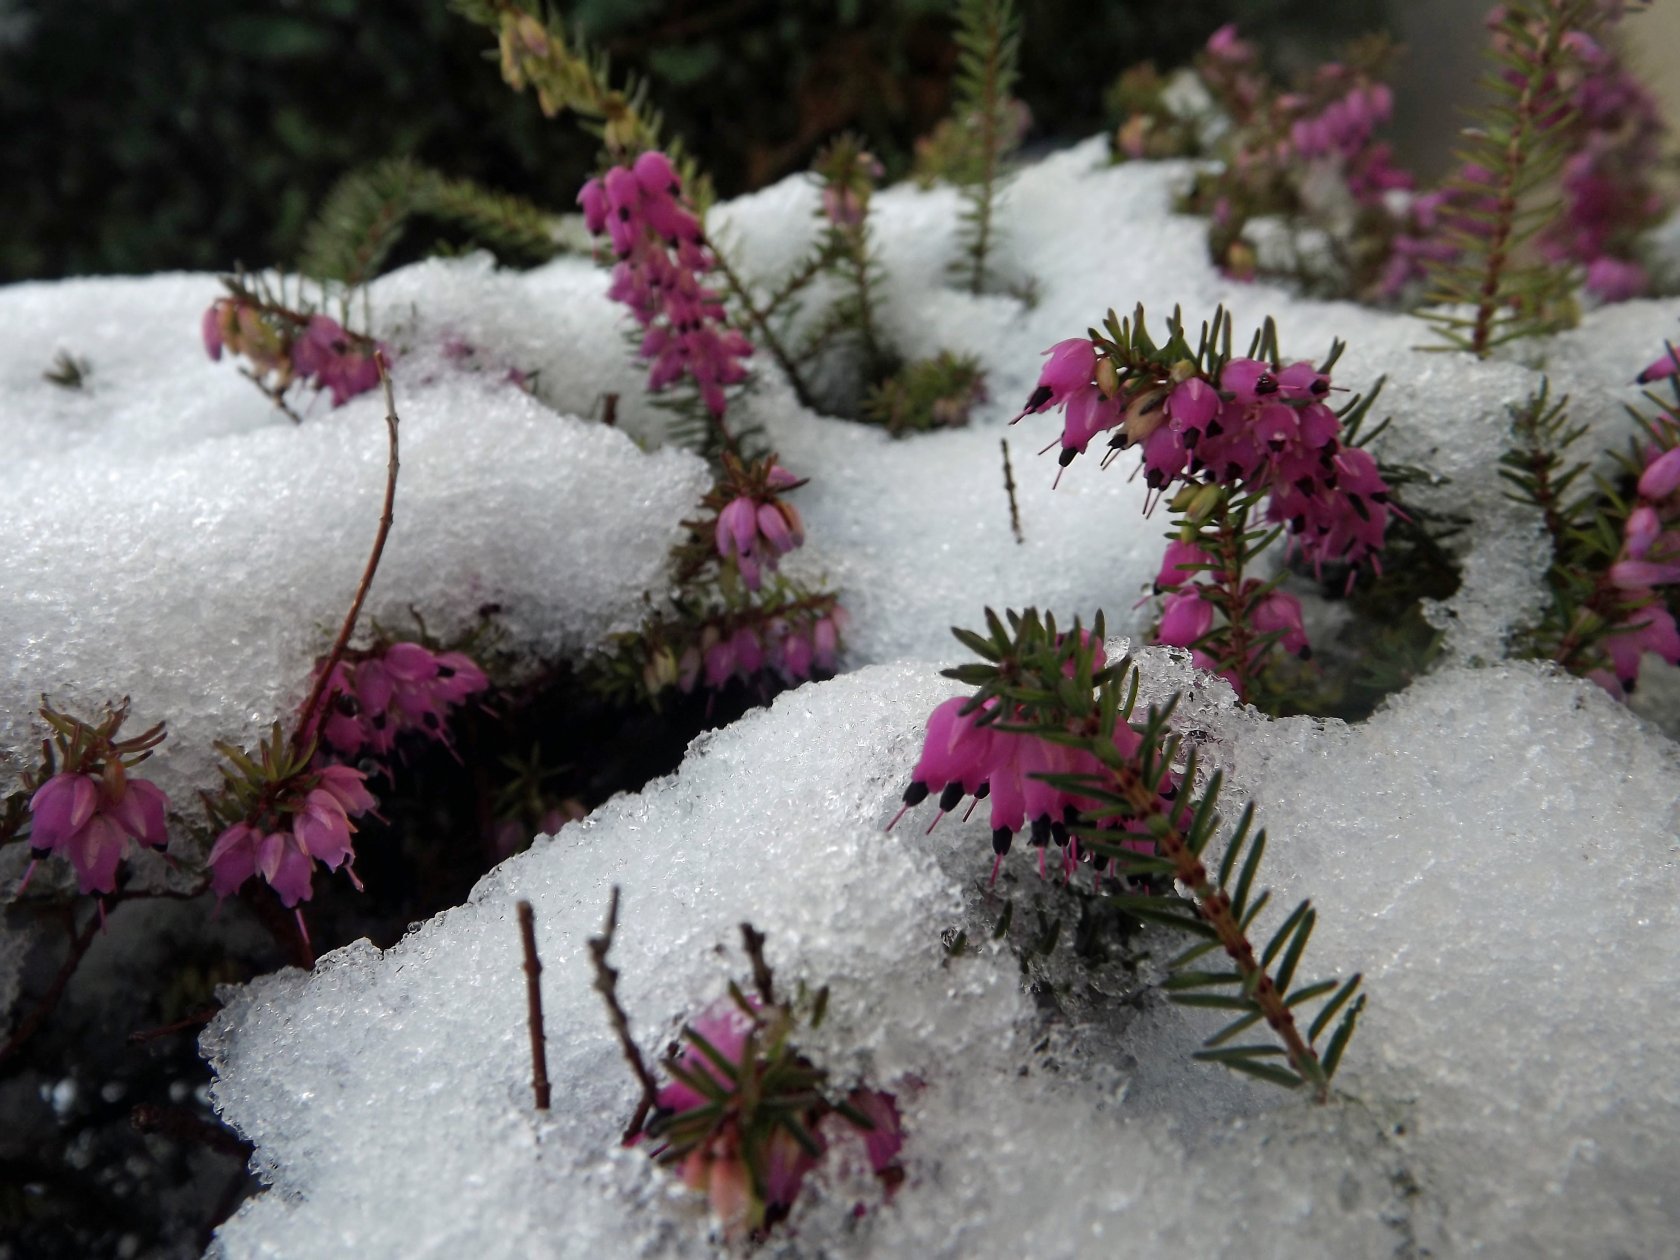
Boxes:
[0,905,103,1068]
[739,922,775,1005]
[587,886,661,1140]
[517,900,552,1110]
[291,352,401,752]
[1000,438,1023,544]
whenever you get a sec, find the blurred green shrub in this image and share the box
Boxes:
[0,0,1389,280]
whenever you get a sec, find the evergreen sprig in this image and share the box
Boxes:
[1501,381,1661,679]
[1419,0,1605,355]
[298,159,560,288]
[944,609,1365,1099]
[947,0,1023,295]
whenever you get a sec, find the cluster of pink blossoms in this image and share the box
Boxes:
[891,636,1180,884]
[1594,436,1680,695]
[303,642,490,764]
[580,151,752,417]
[207,765,376,908]
[714,463,804,590]
[203,297,385,407]
[29,769,169,896]
[683,606,846,693]
[1017,339,1392,575]
[1525,16,1667,301]
[649,996,902,1236]
[1153,539,1310,684]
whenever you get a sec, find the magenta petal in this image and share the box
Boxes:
[29,773,99,852]
[314,765,377,816]
[267,838,316,908]
[71,813,128,895]
[208,823,259,898]
[109,779,170,849]
[1638,448,1680,501]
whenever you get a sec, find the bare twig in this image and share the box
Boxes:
[128,1005,222,1045]
[587,886,661,1140]
[706,241,818,414]
[292,352,401,752]
[516,900,551,1111]
[0,904,103,1068]
[1000,438,1023,544]
[739,922,775,1005]
[130,1105,252,1160]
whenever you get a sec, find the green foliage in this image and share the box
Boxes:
[298,159,561,286]
[943,0,1022,295]
[944,609,1366,1098]
[1499,381,1666,681]
[1418,1,1605,356]
[863,351,988,435]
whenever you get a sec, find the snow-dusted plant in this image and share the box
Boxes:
[894,609,1365,1098]
[588,893,903,1240]
[1010,305,1398,703]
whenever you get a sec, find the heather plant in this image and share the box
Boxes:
[591,453,846,706]
[297,158,562,288]
[936,0,1025,296]
[203,272,387,419]
[1502,377,1680,693]
[892,610,1366,1098]
[1009,304,1402,708]
[585,893,904,1240]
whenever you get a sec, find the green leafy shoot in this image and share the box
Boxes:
[945,0,1023,294]
[939,609,1366,1099]
[1419,0,1609,355]
[298,159,561,288]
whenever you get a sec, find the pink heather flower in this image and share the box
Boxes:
[307,643,490,763]
[1251,590,1311,658]
[202,305,226,359]
[1158,588,1216,650]
[1636,344,1680,386]
[28,771,171,895]
[894,684,1173,883]
[847,1089,904,1176]
[290,315,385,407]
[1638,447,1680,502]
[1154,540,1214,592]
[581,152,751,417]
[207,766,374,907]
[1598,596,1680,695]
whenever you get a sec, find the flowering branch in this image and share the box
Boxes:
[948,0,1023,294]
[1421,1,1602,354]
[893,610,1365,1098]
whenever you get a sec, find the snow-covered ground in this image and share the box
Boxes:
[4,138,1679,1255]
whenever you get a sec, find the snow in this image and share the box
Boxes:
[3,132,1679,1255]
[202,653,1680,1258]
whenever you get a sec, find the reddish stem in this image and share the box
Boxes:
[292,353,401,753]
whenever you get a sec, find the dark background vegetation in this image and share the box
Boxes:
[0,0,1392,283]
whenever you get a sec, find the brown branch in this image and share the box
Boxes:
[707,241,819,414]
[516,900,551,1111]
[129,1004,221,1045]
[1112,763,1329,1101]
[739,922,775,1005]
[0,904,104,1068]
[292,352,401,753]
[130,1105,252,1160]
[1000,438,1023,544]
[1469,9,1573,358]
[587,886,661,1140]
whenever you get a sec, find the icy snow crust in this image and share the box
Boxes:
[1,136,1676,1252]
